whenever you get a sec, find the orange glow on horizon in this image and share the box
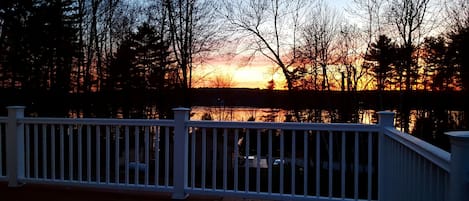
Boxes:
[193,46,378,90]
[193,54,287,89]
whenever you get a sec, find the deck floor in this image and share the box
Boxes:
[0,182,253,201]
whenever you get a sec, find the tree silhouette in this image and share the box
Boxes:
[108,38,134,92]
[365,35,396,92]
[448,24,469,128]
[106,22,174,118]
[448,26,469,92]
[0,0,34,89]
[421,36,458,91]
[387,0,431,91]
[0,0,78,92]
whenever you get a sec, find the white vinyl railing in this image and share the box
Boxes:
[379,128,450,201]
[184,120,380,201]
[20,117,176,193]
[1,106,469,201]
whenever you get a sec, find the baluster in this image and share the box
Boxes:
[42,125,47,179]
[96,126,101,183]
[212,128,217,190]
[202,128,206,189]
[292,130,296,196]
[144,127,149,186]
[125,126,129,184]
[114,127,120,184]
[304,130,309,196]
[25,125,30,178]
[60,125,64,180]
[234,129,239,191]
[256,129,261,193]
[315,131,320,197]
[51,125,56,180]
[341,131,346,199]
[106,126,110,184]
[328,131,333,198]
[87,125,91,182]
[223,128,228,190]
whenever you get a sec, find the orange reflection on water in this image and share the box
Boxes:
[191,106,379,124]
[191,106,288,122]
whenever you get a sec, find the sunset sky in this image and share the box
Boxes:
[193,0,353,89]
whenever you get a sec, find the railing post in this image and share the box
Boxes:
[6,106,26,187]
[377,111,395,128]
[377,111,395,201]
[172,107,190,200]
[445,131,469,201]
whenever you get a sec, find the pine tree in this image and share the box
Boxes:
[364,35,397,91]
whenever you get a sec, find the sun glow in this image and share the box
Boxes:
[233,68,285,89]
[193,65,283,89]
[192,53,288,89]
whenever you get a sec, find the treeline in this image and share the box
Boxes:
[191,88,466,110]
[0,1,468,124]
[1,87,464,114]
[1,1,468,93]
[0,0,220,116]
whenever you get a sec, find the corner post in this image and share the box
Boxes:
[377,111,395,201]
[377,111,395,128]
[172,107,190,200]
[6,106,26,187]
[446,131,469,201]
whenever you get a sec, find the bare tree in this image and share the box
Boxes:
[299,0,340,91]
[337,23,369,92]
[444,0,469,30]
[218,0,314,91]
[349,0,385,50]
[385,0,432,91]
[165,0,222,106]
[349,0,386,91]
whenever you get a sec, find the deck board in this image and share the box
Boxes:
[0,182,225,201]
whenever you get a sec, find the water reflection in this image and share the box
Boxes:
[191,106,285,122]
[66,104,463,151]
[191,106,379,124]
[190,106,464,150]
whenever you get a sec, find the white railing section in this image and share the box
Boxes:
[20,117,175,191]
[13,107,177,192]
[377,111,469,201]
[2,106,469,201]
[184,120,380,201]
[379,128,450,201]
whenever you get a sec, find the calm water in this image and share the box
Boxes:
[190,106,464,149]
[191,106,377,123]
[65,104,464,150]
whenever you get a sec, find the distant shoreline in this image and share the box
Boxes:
[1,88,465,113]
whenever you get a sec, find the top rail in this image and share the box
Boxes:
[19,117,175,127]
[188,120,380,132]
[382,127,451,172]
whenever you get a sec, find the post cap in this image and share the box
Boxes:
[172,107,191,112]
[377,110,395,127]
[6,106,26,109]
[445,131,469,146]
[376,111,395,115]
[445,131,469,139]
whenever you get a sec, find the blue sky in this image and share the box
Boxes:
[332,0,350,10]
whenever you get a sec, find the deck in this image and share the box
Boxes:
[0,182,250,201]
[1,106,468,201]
